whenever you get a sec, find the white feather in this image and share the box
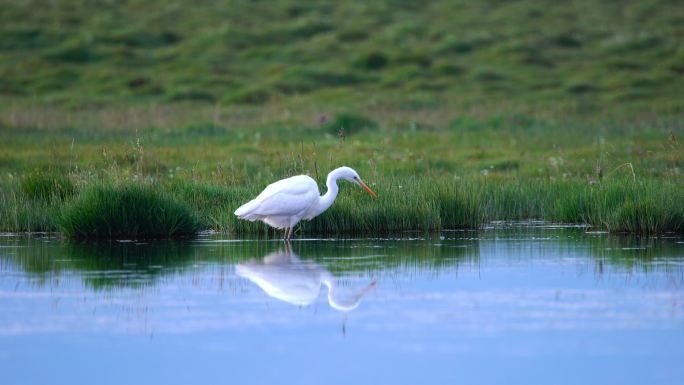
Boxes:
[234,175,319,227]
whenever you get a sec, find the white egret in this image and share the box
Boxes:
[234,166,377,240]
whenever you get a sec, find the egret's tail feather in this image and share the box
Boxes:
[234,200,262,220]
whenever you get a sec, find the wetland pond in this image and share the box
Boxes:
[1,225,683,385]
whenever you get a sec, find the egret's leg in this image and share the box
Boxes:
[283,227,289,241]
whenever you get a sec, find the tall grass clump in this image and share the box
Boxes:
[301,177,482,234]
[21,170,75,200]
[165,179,267,234]
[0,184,59,232]
[59,183,200,239]
[584,180,684,235]
[304,178,438,233]
[433,179,483,229]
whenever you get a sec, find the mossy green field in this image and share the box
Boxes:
[2,0,684,109]
[1,0,683,237]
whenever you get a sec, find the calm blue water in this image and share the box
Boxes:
[1,227,683,385]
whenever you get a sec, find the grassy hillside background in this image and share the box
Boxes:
[1,0,683,108]
[0,0,683,237]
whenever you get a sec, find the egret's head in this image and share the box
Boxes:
[337,166,377,198]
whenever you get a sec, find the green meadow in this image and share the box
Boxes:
[1,0,683,237]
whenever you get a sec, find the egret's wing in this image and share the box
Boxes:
[255,175,316,201]
[235,251,322,306]
[235,263,321,306]
[234,175,319,218]
[250,180,319,216]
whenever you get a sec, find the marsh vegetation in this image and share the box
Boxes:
[0,0,682,238]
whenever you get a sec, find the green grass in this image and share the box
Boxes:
[0,0,683,110]
[21,169,75,200]
[57,183,200,239]
[322,112,379,136]
[0,0,683,238]
[0,107,681,238]
[1,172,682,237]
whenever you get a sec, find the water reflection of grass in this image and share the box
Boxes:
[1,230,682,290]
[481,227,684,275]
[1,235,481,289]
[3,237,198,289]
[589,235,684,275]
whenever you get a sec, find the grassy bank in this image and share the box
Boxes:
[1,173,682,237]
[1,106,682,238]
[1,105,683,238]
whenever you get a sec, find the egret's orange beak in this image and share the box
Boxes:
[358,180,377,198]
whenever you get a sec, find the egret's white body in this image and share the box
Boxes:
[236,249,376,311]
[234,166,376,240]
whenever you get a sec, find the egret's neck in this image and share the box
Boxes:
[315,170,342,216]
[322,277,350,311]
[322,276,375,312]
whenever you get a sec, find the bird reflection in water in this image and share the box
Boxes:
[236,248,377,314]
